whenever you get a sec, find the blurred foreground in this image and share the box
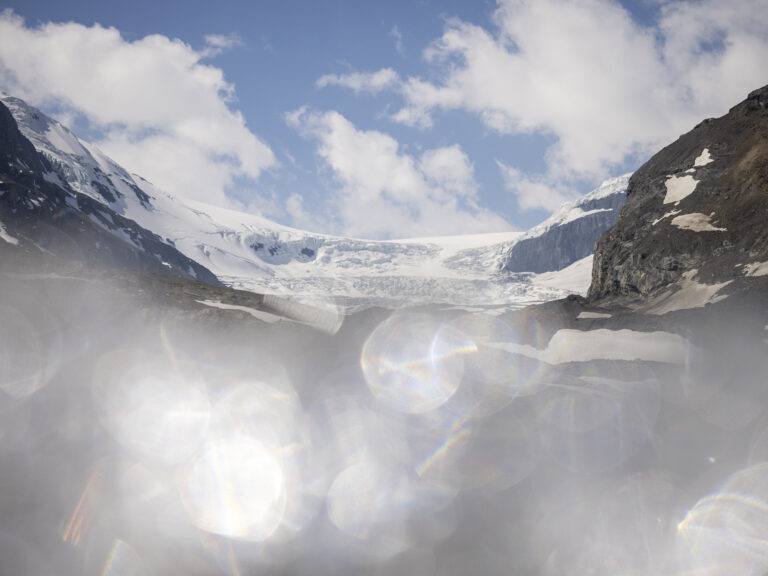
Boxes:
[1,255,768,576]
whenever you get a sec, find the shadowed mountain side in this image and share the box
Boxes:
[0,101,220,285]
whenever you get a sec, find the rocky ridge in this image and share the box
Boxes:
[589,85,768,304]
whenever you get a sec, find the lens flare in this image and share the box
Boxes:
[326,459,455,561]
[447,313,533,416]
[100,539,143,576]
[183,437,286,542]
[209,379,319,543]
[361,314,475,414]
[678,463,768,575]
[92,350,210,465]
[536,375,660,473]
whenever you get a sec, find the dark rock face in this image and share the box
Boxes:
[0,102,220,285]
[501,176,628,273]
[589,85,768,300]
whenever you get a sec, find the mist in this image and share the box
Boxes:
[2,255,767,576]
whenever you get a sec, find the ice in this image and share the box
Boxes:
[671,212,726,232]
[1,93,619,312]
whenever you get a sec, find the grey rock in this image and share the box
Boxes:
[589,84,768,301]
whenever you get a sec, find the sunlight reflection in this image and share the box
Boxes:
[183,437,286,542]
[677,463,768,575]
[361,313,475,414]
[92,350,210,465]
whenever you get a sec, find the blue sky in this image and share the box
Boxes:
[1,0,767,238]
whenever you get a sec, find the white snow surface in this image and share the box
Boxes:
[663,175,698,204]
[694,148,714,167]
[644,270,731,315]
[652,209,681,226]
[744,261,768,277]
[0,218,18,245]
[493,328,689,365]
[4,95,626,311]
[576,311,612,319]
[671,213,726,232]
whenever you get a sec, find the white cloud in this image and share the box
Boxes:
[382,0,768,200]
[390,25,405,56]
[287,108,512,239]
[496,161,574,212]
[202,32,243,57]
[316,68,400,94]
[0,11,275,207]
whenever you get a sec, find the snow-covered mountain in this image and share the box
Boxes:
[500,174,629,273]
[1,94,628,310]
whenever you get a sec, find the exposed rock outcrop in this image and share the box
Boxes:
[589,85,768,301]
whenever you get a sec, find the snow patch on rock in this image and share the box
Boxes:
[0,219,19,245]
[493,329,689,365]
[694,148,714,167]
[576,311,612,319]
[744,261,768,277]
[651,209,681,226]
[645,270,731,315]
[671,213,726,232]
[663,175,698,204]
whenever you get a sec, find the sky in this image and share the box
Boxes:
[0,0,767,239]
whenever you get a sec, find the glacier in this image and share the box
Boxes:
[2,94,627,311]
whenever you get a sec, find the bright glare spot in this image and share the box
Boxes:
[92,351,210,464]
[183,437,286,542]
[361,314,475,414]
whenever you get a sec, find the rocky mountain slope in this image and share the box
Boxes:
[589,85,768,305]
[0,101,219,283]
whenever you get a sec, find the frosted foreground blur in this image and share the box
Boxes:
[1,261,768,576]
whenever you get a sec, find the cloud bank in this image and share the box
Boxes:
[0,11,275,207]
[287,107,512,239]
[321,0,768,211]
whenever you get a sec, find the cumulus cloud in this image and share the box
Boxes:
[201,32,243,57]
[390,25,405,56]
[323,0,768,210]
[416,0,767,175]
[316,68,400,94]
[287,108,512,239]
[0,11,275,207]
